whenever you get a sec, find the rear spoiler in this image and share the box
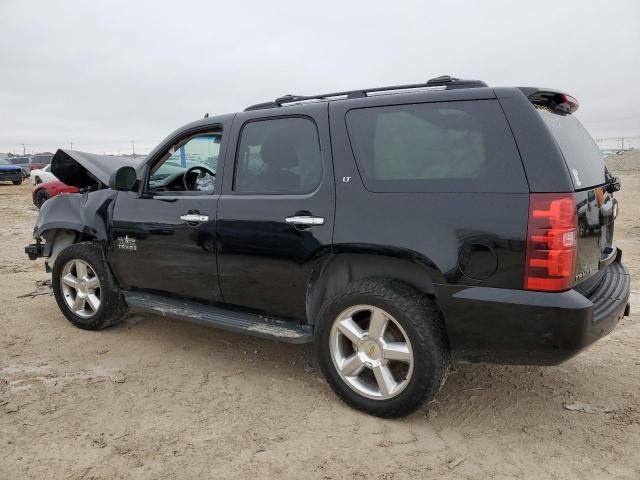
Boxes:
[518,87,579,115]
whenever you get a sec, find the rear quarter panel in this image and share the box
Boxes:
[328,90,531,292]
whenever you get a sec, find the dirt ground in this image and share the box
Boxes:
[1,177,639,480]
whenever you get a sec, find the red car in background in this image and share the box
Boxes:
[32,180,79,208]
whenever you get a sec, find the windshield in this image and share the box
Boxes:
[537,106,606,189]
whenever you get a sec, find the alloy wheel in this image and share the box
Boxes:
[329,305,414,400]
[60,259,101,318]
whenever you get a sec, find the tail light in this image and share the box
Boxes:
[525,193,577,291]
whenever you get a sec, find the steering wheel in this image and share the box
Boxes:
[183,166,215,191]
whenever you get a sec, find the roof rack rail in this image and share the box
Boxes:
[244,75,487,111]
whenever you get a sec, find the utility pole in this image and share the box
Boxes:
[131,139,135,157]
[21,144,26,156]
[70,141,73,150]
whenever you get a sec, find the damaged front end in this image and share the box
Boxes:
[24,149,141,269]
[25,238,45,260]
[25,188,119,270]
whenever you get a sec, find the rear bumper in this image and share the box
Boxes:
[440,258,631,365]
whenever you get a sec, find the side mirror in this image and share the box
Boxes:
[109,166,137,191]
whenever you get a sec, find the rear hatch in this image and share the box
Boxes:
[535,99,618,292]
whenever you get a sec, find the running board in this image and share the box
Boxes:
[124,291,313,344]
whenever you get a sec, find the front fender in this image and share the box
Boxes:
[34,189,118,241]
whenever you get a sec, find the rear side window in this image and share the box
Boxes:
[234,117,322,194]
[346,100,527,193]
[536,107,605,189]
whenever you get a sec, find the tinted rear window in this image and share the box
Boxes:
[536,107,605,188]
[346,100,527,193]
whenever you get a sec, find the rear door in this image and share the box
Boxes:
[536,107,618,284]
[217,103,334,321]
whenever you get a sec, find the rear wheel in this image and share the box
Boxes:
[35,189,51,208]
[34,176,42,185]
[315,278,449,418]
[52,242,127,330]
[12,178,22,185]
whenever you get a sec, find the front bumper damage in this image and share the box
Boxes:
[25,229,78,272]
[25,238,45,261]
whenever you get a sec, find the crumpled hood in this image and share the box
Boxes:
[51,149,142,188]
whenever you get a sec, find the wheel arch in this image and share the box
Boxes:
[306,250,444,325]
[34,191,118,269]
[38,227,103,270]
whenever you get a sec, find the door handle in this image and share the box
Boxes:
[285,215,325,226]
[180,214,209,223]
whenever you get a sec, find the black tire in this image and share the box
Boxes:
[315,278,449,418]
[12,178,22,185]
[35,176,42,185]
[52,242,127,330]
[35,189,51,208]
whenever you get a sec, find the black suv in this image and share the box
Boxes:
[26,76,631,417]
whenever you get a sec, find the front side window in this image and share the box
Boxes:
[234,117,322,194]
[149,133,221,193]
[346,100,527,193]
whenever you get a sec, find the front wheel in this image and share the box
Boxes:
[52,242,127,330]
[12,178,22,185]
[315,279,449,418]
[35,189,51,208]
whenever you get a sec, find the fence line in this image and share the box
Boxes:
[595,136,640,150]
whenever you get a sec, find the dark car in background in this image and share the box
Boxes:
[30,153,53,171]
[26,76,631,418]
[0,158,24,184]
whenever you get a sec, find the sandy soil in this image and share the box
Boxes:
[1,177,639,480]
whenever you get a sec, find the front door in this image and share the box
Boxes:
[109,130,226,303]
[217,103,335,321]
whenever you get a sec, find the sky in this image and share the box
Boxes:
[1,0,639,155]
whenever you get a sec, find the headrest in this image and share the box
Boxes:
[260,134,299,169]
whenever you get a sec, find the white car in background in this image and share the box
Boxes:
[31,164,58,185]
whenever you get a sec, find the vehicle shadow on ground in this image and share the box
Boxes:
[106,311,605,429]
